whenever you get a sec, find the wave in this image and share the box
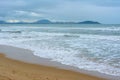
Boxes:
[56,28,120,36]
[63,34,79,38]
[0,31,22,33]
[0,24,120,77]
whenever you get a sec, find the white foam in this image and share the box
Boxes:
[0,25,120,77]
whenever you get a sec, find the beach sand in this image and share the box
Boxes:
[0,53,106,80]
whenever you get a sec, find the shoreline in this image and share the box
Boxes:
[0,44,119,80]
[0,53,105,80]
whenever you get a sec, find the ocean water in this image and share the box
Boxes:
[0,24,120,76]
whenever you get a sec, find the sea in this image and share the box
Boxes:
[0,24,120,77]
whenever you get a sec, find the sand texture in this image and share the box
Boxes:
[0,53,106,80]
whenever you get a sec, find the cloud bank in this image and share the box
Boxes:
[0,0,120,24]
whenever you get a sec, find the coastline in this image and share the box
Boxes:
[0,44,119,80]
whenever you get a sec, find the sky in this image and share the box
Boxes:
[0,0,120,24]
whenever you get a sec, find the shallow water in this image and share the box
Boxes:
[0,24,120,76]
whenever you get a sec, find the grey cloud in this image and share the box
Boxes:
[0,0,120,23]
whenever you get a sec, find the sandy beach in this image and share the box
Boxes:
[0,45,107,80]
[0,53,106,80]
[0,0,120,80]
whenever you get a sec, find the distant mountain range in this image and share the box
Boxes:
[0,19,101,24]
[78,21,100,24]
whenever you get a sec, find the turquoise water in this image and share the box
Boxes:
[0,24,120,76]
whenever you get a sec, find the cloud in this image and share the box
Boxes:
[72,0,120,7]
[15,11,43,17]
[40,0,120,23]
[0,0,120,23]
[1,10,45,21]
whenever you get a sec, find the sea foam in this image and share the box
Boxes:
[0,24,120,76]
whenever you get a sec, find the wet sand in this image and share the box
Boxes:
[0,45,117,80]
[0,53,106,80]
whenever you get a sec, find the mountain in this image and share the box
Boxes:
[0,19,101,24]
[34,20,100,24]
[78,21,100,24]
[34,19,52,24]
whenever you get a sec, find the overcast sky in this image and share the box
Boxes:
[0,0,120,24]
